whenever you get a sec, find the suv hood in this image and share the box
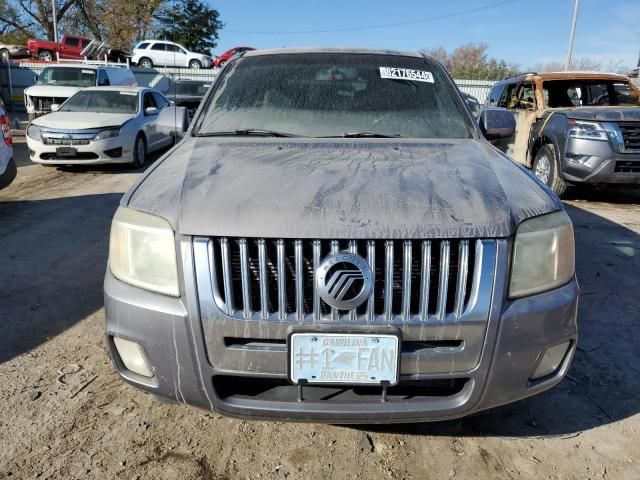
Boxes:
[25,85,82,99]
[124,138,561,239]
[550,106,640,122]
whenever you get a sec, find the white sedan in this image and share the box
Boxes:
[26,86,187,167]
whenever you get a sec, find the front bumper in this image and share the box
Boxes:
[27,136,134,165]
[104,237,579,423]
[562,137,640,184]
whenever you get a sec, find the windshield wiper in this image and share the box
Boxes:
[322,132,403,138]
[198,128,299,137]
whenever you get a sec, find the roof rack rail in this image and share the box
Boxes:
[501,71,538,81]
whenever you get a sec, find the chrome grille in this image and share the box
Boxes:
[205,238,483,323]
[618,123,640,152]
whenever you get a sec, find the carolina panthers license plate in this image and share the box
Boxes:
[289,333,399,385]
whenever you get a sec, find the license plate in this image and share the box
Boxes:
[56,147,77,157]
[289,333,399,385]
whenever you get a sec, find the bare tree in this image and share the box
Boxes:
[421,42,519,80]
[533,57,604,73]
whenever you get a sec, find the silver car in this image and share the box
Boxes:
[105,48,578,423]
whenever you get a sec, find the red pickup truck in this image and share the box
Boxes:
[27,35,91,61]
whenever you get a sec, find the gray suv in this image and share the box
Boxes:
[105,48,578,423]
[486,72,640,196]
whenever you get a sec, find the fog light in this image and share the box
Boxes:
[113,337,153,377]
[531,341,570,380]
[104,147,123,158]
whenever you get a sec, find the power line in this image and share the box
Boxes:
[595,0,640,39]
[226,0,521,35]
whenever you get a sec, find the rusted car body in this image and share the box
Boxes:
[486,72,640,195]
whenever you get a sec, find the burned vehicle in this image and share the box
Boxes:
[486,71,640,196]
[105,48,578,423]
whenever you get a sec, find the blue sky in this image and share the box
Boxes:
[212,0,640,70]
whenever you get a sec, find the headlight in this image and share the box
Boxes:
[95,128,120,141]
[26,124,42,141]
[567,120,607,141]
[109,206,179,296]
[509,210,575,298]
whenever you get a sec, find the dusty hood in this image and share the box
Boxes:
[24,85,82,100]
[551,106,640,122]
[33,112,134,130]
[124,138,561,239]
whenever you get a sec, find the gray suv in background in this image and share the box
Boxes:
[486,71,640,196]
[105,48,578,423]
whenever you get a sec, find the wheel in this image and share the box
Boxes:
[532,143,567,197]
[138,57,153,69]
[38,50,53,61]
[132,134,146,168]
[189,59,202,69]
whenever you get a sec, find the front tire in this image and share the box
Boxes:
[189,59,202,69]
[138,57,153,69]
[38,50,53,61]
[132,134,146,168]
[533,143,567,197]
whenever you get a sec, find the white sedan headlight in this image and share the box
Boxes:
[26,124,42,141]
[509,210,575,298]
[109,206,179,296]
[95,128,120,141]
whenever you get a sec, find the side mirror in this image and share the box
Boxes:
[145,106,159,115]
[50,104,60,112]
[479,108,516,140]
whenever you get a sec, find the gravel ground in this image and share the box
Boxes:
[1,137,639,480]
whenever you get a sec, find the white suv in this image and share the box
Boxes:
[0,100,16,190]
[132,40,212,69]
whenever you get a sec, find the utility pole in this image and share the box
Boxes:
[565,0,580,71]
[52,0,58,43]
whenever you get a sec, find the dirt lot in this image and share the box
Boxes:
[1,136,639,480]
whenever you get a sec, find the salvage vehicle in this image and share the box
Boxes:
[0,42,30,60]
[105,48,578,423]
[486,71,640,196]
[462,92,481,120]
[164,79,211,119]
[27,35,91,61]
[24,64,137,120]
[132,40,212,69]
[0,99,16,189]
[213,46,255,68]
[26,86,186,167]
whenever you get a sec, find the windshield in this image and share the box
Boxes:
[543,79,640,108]
[174,82,210,96]
[197,53,472,138]
[59,91,138,114]
[36,67,97,87]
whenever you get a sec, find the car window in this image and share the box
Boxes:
[166,44,182,53]
[143,92,158,110]
[498,83,517,108]
[543,79,640,107]
[65,37,79,48]
[505,82,535,110]
[97,69,110,86]
[137,42,150,50]
[151,43,166,51]
[36,67,97,87]
[152,92,169,108]
[81,39,90,49]
[59,90,138,114]
[198,53,473,139]
[487,83,506,106]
